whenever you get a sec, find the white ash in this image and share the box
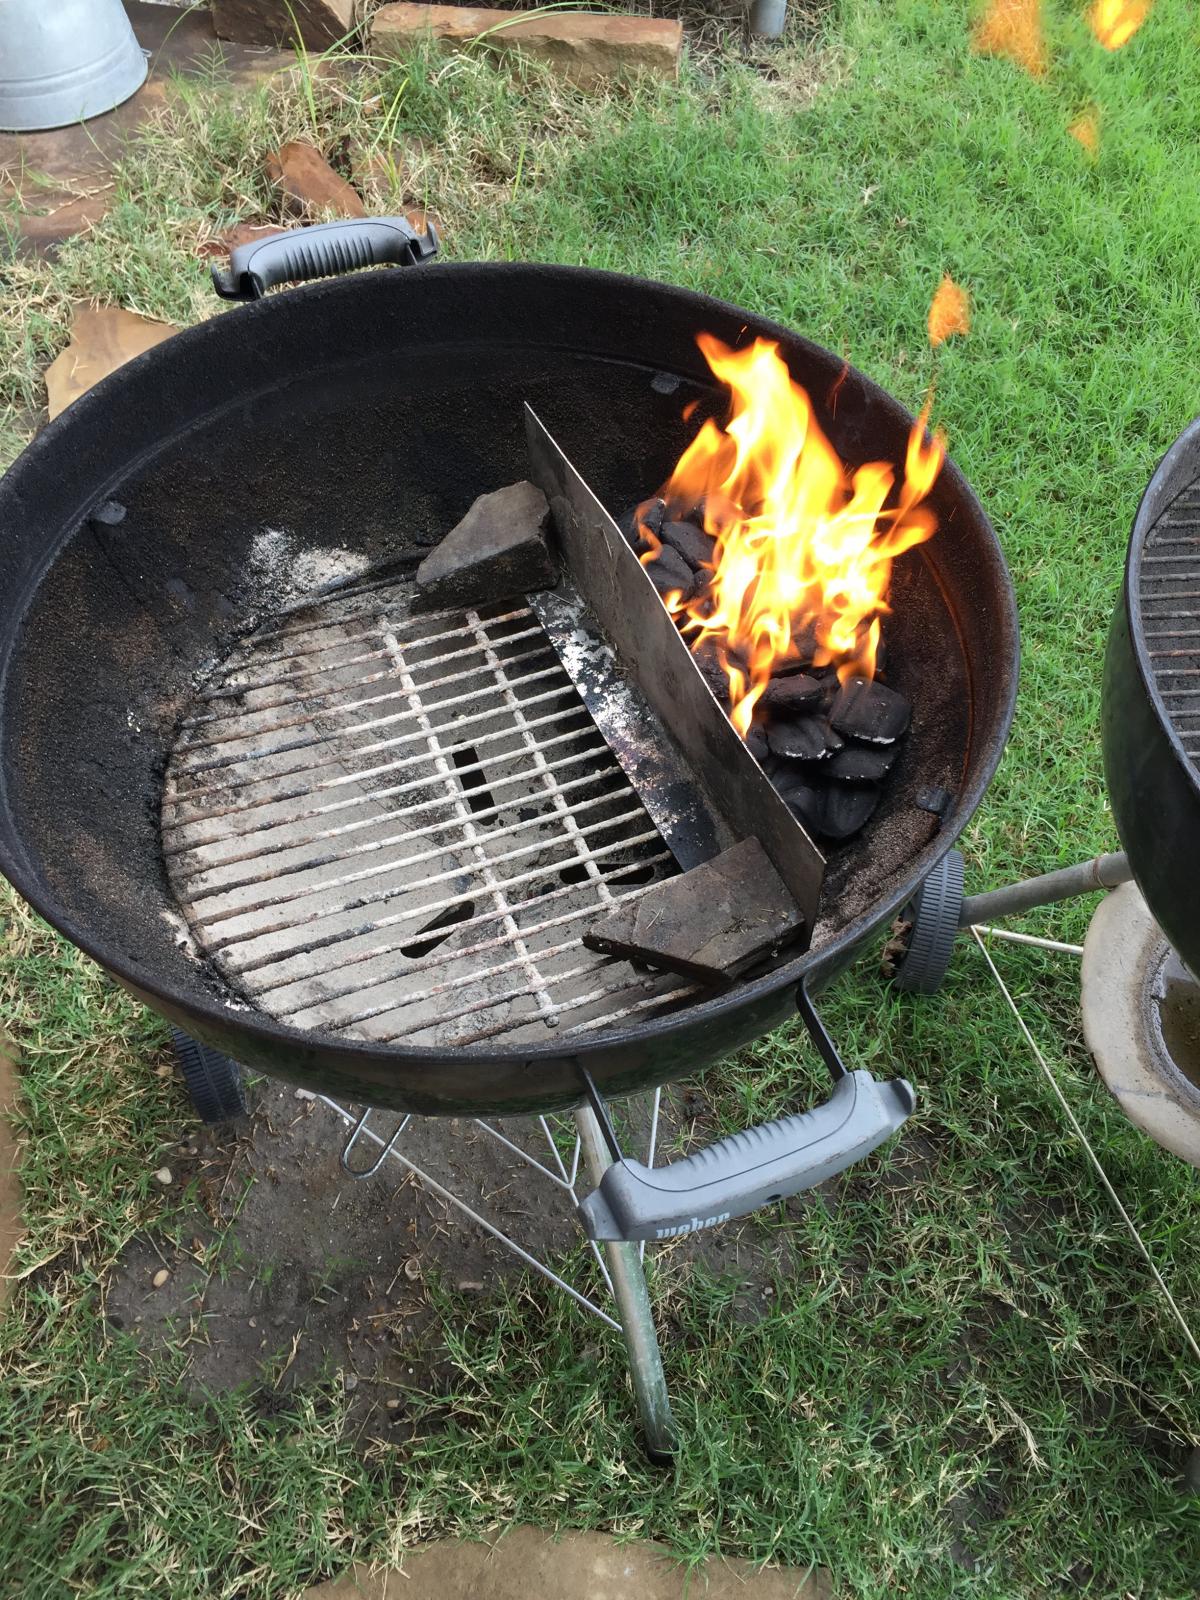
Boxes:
[160,906,202,962]
[248,527,371,597]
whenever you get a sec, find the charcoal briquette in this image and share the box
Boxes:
[618,497,667,551]
[660,519,717,572]
[745,725,768,763]
[827,744,897,784]
[693,656,730,704]
[641,497,668,538]
[767,716,843,763]
[816,782,881,841]
[829,677,911,744]
[644,544,696,599]
[767,766,823,830]
[763,673,822,715]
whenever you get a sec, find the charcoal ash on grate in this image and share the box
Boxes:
[620,498,914,845]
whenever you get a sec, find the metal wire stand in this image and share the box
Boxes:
[321,1082,678,1459]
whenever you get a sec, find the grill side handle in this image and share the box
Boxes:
[577,984,915,1242]
[211,216,438,302]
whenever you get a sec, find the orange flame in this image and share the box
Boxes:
[972,0,1047,76]
[928,276,971,346]
[1088,0,1150,48]
[640,336,945,738]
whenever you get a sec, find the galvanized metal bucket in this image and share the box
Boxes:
[0,0,149,132]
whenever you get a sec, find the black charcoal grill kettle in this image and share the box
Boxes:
[1104,417,1200,975]
[0,220,1019,1239]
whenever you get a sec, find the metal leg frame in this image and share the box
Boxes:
[748,0,788,39]
[576,1102,678,1460]
[321,1086,677,1458]
[960,850,1131,929]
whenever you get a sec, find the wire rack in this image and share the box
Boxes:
[162,577,698,1049]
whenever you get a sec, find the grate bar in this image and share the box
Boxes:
[165,726,609,854]
[178,639,549,746]
[189,786,636,922]
[310,933,619,1035]
[164,581,690,1049]
[562,985,695,1036]
[212,604,531,683]
[378,621,559,1028]
[226,826,663,978]
[468,607,620,916]
[448,971,696,1049]
[250,861,671,1002]
[202,802,648,945]
[175,657,564,777]
[198,613,533,704]
[171,744,614,883]
[170,683,584,805]
[1138,479,1200,778]
[429,964,652,1047]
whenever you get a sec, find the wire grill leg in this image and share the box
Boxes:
[575,1103,678,1461]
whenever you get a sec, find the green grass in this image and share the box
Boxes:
[3,2,1200,1595]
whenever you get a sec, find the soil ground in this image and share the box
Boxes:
[103,1073,785,1444]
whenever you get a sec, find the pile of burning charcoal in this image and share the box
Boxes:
[621,498,912,843]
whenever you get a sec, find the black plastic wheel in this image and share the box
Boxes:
[169,1027,246,1124]
[890,849,965,995]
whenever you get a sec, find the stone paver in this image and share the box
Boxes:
[304,1526,830,1600]
[370,4,682,85]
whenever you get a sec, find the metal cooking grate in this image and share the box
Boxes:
[1139,477,1200,773]
[161,572,695,1049]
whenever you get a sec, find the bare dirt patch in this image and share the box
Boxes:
[103,1072,786,1442]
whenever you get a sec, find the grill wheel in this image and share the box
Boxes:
[890,850,964,994]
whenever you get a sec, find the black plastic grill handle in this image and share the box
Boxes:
[211,216,438,302]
